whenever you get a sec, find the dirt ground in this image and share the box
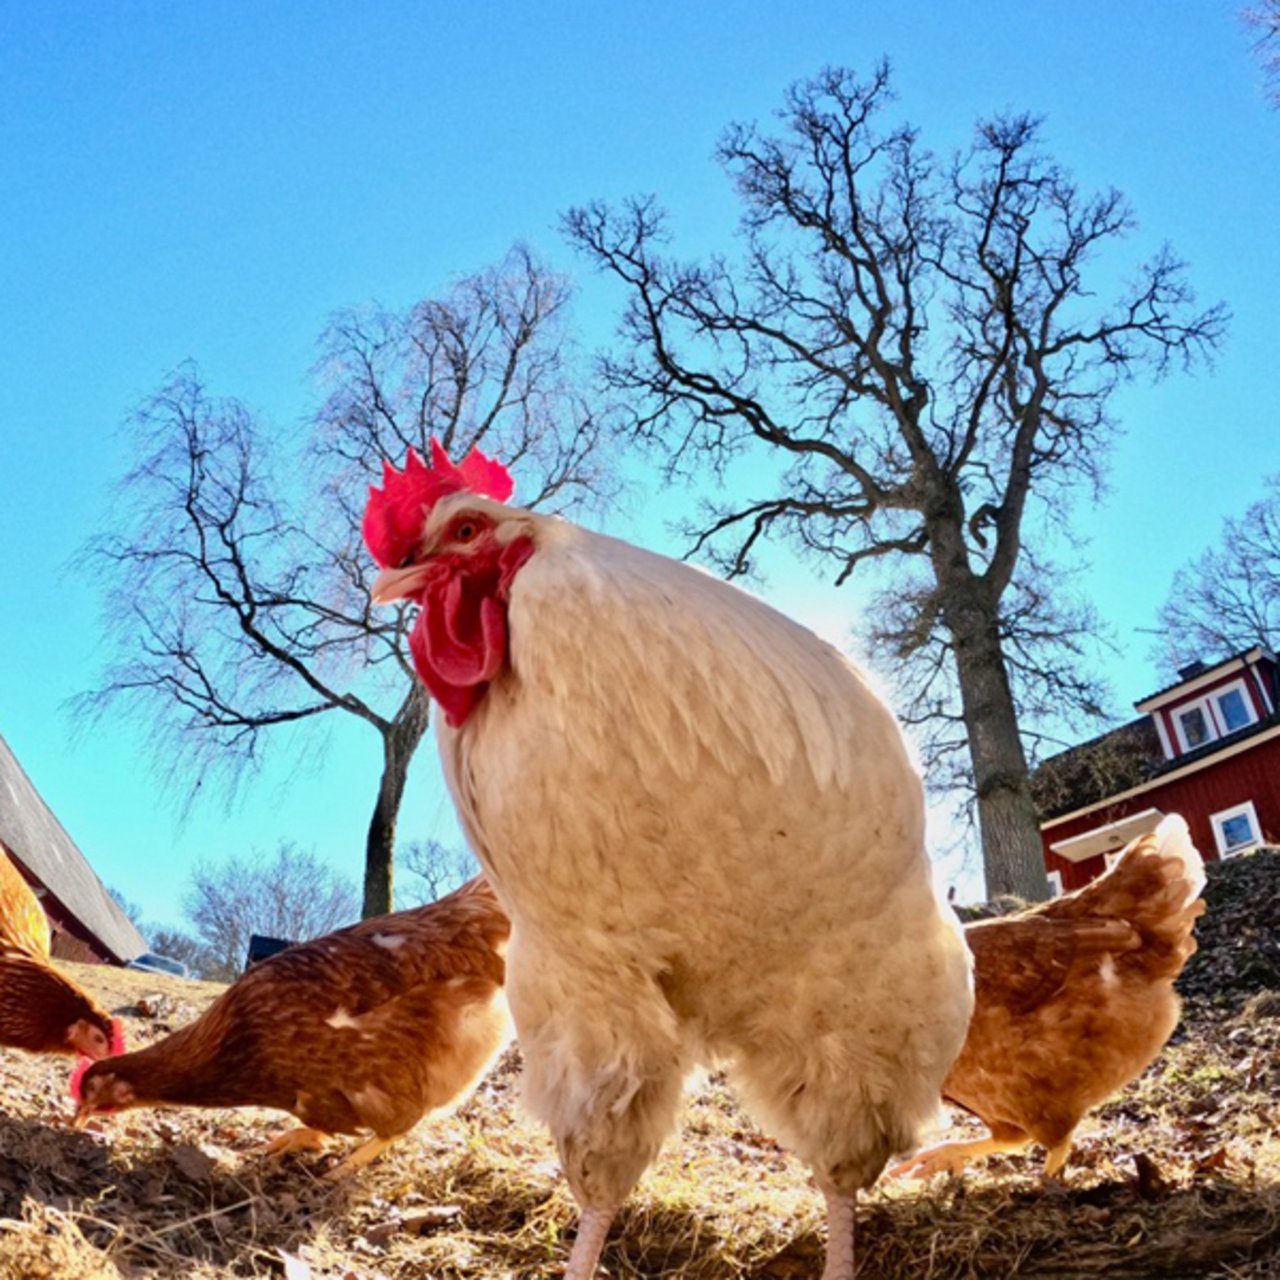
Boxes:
[1,853,1277,1279]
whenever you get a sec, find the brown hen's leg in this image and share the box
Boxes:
[259,1126,329,1157]
[324,1134,398,1180]
[564,1205,617,1280]
[821,1189,856,1280]
[888,1125,1031,1180]
[1042,1136,1073,1179]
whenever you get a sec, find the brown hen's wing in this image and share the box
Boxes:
[964,914,1141,1016]
[341,875,508,990]
[0,848,51,958]
[85,883,509,1118]
[230,877,506,1028]
[0,943,104,1052]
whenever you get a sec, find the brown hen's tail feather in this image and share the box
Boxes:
[1044,814,1206,978]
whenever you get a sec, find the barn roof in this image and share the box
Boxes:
[0,733,146,963]
[1033,709,1280,823]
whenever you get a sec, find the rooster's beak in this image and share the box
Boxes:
[371,565,429,604]
[71,1103,93,1131]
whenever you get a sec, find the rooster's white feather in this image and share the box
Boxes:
[426,504,974,1227]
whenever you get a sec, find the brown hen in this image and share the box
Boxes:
[0,846,120,1059]
[74,875,510,1176]
[892,814,1205,1180]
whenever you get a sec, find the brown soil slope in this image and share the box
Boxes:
[1,853,1277,1279]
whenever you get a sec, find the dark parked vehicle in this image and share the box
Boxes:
[245,934,294,968]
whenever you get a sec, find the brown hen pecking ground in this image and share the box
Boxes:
[1,851,1277,1280]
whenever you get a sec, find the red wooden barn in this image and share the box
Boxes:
[0,732,146,964]
[1032,646,1280,894]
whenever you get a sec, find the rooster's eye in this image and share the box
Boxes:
[454,521,478,543]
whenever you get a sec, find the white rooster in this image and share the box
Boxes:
[364,442,973,1280]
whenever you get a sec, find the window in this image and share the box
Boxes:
[1177,704,1212,749]
[1045,869,1064,898]
[1216,687,1252,734]
[1210,801,1262,857]
[1171,679,1258,754]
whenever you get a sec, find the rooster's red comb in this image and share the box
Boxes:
[362,439,515,569]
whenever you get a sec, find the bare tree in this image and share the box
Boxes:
[183,842,359,981]
[865,545,1112,803]
[1158,475,1280,668]
[399,838,479,905]
[567,65,1225,898]
[80,246,620,916]
[1246,1,1280,103]
[145,927,215,980]
[108,886,144,926]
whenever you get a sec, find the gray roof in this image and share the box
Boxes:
[1134,645,1275,707]
[0,733,147,963]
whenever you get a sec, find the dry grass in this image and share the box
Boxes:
[1,855,1278,1279]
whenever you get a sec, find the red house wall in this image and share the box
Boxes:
[1041,732,1280,892]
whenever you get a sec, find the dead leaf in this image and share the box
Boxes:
[1132,1151,1168,1200]
[362,1220,399,1248]
[401,1204,463,1235]
[171,1143,216,1181]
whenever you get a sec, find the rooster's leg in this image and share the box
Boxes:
[564,1205,617,1280]
[259,1126,329,1157]
[511,953,687,1280]
[888,1126,1031,1180]
[324,1134,399,1180]
[821,1188,856,1280]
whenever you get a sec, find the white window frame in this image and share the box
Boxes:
[1045,869,1064,898]
[1173,697,1216,752]
[1210,800,1262,858]
[1172,678,1257,753]
[1211,679,1257,736]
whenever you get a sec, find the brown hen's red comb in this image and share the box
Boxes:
[69,1054,92,1101]
[362,439,515,570]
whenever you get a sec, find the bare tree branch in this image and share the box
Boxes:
[78,248,623,916]
[399,839,480,906]
[567,65,1224,898]
[183,842,360,981]
[1157,474,1280,668]
[1245,1,1280,104]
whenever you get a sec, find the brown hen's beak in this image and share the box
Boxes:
[71,1102,93,1130]
[371,564,430,604]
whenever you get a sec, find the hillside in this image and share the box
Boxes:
[1,852,1277,1280]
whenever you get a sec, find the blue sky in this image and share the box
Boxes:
[1,1,1276,928]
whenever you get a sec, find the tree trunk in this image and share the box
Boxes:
[945,586,1052,902]
[362,685,432,917]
